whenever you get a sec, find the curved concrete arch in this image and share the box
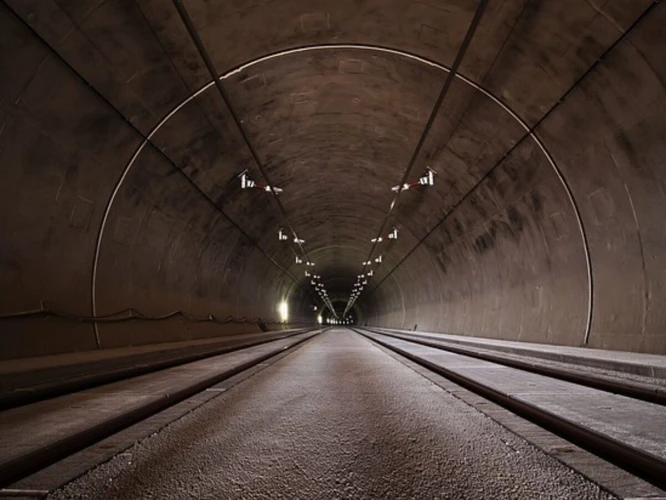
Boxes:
[1,1,663,358]
[91,43,591,343]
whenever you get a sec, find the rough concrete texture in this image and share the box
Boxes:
[51,330,613,500]
[363,331,666,462]
[1,1,665,357]
[0,331,315,473]
[0,328,307,395]
[375,327,666,383]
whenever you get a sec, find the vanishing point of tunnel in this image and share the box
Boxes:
[0,0,665,498]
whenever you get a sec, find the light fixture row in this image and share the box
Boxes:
[327,317,353,325]
[371,227,399,243]
[238,169,336,319]
[345,166,437,316]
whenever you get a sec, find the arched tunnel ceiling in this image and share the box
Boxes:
[0,0,664,356]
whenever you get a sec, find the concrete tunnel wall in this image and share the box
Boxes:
[0,0,664,359]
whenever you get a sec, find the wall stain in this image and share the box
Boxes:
[507,205,524,233]
[473,220,498,255]
[530,190,543,213]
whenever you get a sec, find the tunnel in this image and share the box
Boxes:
[2,0,664,359]
[1,1,665,497]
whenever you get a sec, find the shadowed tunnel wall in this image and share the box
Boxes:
[0,0,664,359]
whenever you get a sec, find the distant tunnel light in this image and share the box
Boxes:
[278,301,289,322]
[317,314,322,324]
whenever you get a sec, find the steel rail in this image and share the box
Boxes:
[354,327,666,490]
[361,327,666,406]
[0,328,316,411]
[0,329,324,487]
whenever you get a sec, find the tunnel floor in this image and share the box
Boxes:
[49,329,612,500]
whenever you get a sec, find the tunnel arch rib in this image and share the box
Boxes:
[92,43,593,344]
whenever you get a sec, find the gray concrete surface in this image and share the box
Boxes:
[374,327,666,381]
[0,327,308,395]
[1,1,665,358]
[0,331,315,474]
[0,328,307,375]
[364,331,666,462]
[51,329,613,499]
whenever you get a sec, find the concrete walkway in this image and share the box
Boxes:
[375,327,666,378]
[51,329,612,500]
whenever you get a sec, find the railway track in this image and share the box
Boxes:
[0,329,324,489]
[2,326,664,497]
[354,326,666,490]
[0,328,318,411]
[362,327,666,405]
